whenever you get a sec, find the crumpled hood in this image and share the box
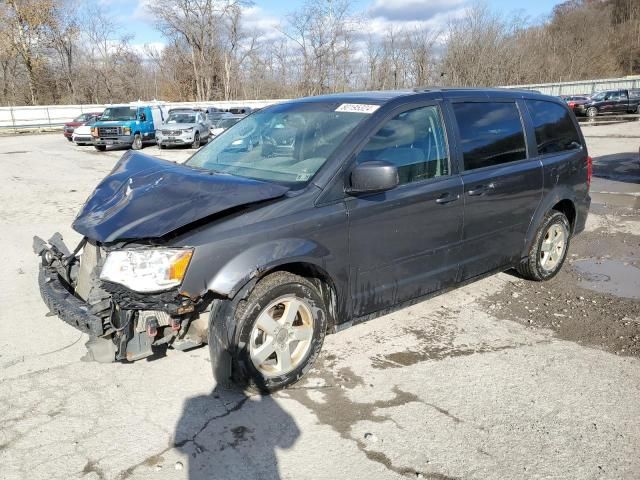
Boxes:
[72,151,289,243]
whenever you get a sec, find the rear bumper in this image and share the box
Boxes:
[38,265,104,336]
[574,195,591,235]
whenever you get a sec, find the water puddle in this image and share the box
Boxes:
[573,259,640,299]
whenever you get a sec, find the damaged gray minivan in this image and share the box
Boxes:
[35,89,590,392]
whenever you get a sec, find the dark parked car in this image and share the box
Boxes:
[574,89,640,117]
[34,88,591,393]
[63,112,102,141]
[564,95,591,112]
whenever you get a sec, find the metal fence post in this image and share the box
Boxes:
[46,107,51,131]
[9,106,15,134]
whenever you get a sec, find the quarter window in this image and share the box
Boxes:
[356,106,449,185]
[452,102,527,171]
[526,100,582,155]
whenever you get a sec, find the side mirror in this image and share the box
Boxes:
[347,161,399,195]
[139,112,147,122]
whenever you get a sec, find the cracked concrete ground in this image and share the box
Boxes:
[0,124,639,480]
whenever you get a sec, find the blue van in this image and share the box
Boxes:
[92,102,168,151]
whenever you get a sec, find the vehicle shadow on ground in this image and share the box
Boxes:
[174,354,299,479]
[592,152,640,184]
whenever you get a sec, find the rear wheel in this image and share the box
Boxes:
[586,107,598,118]
[94,145,106,151]
[131,134,143,150]
[208,271,328,393]
[517,210,571,281]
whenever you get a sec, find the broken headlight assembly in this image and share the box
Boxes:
[99,248,193,293]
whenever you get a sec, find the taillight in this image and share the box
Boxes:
[569,102,575,107]
[586,155,592,189]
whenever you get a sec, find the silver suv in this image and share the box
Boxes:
[156,109,210,149]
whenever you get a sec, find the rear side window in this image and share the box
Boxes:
[526,100,581,155]
[453,102,527,170]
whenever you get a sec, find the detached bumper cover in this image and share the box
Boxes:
[37,265,104,336]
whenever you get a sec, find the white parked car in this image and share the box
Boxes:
[72,115,101,146]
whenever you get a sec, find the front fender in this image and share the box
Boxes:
[206,238,330,297]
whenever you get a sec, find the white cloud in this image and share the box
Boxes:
[131,42,167,58]
[240,6,284,42]
[361,5,468,38]
[368,0,467,21]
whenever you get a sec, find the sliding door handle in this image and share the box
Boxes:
[435,193,460,204]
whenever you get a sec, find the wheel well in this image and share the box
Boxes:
[552,199,576,232]
[258,263,339,331]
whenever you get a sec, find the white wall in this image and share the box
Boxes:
[0,99,288,129]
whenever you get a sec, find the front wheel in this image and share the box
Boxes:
[191,132,200,149]
[209,271,328,393]
[517,210,571,281]
[131,134,143,150]
[586,107,598,118]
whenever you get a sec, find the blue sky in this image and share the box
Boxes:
[113,0,565,47]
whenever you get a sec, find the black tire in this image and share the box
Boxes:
[66,136,73,142]
[586,107,598,118]
[94,145,107,151]
[517,210,571,281]
[158,143,165,149]
[191,132,200,149]
[208,271,328,394]
[131,134,143,150]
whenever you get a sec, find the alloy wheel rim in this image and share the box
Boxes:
[249,296,314,377]
[539,223,567,271]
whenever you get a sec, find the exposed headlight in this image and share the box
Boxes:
[182,127,193,133]
[100,248,193,293]
[231,139,244,145]
[91,127,98,137]
[123,126,132,135]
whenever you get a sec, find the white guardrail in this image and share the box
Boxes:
[503,75,640,96]
[0,99,289,130]
[3,75,640,130]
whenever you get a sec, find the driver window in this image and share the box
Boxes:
[356,105,449,185]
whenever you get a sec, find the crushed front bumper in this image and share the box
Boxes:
[37,265,104,336]
[33,233,208,362]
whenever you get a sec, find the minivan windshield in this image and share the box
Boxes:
[216,118,241,129]
[187,103,370,187]
[100,106,137,121]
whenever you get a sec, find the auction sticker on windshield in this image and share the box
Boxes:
[335,104,380,114]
